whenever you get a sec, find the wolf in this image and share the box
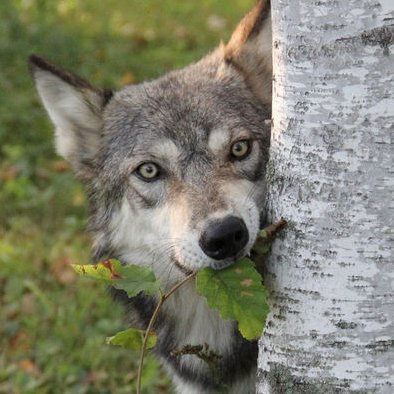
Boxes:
[29,0,272,392]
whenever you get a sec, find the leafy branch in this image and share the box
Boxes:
[72,218,286,393]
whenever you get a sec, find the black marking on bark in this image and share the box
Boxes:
[365,339,394,354]
[284,287,321,297]
[328,340,348,349]
[361,25,394,56]
[335,320,358,329]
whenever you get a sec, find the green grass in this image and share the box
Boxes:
[0,1,253,393]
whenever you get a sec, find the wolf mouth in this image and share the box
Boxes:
[173,247,250,275]
[211,259,236,270]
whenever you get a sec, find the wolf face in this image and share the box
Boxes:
[98,59,271,280]
[30,1,272,392]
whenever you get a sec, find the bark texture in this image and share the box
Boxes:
[258,1,393,393]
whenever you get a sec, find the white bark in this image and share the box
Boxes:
[258,1,394,393]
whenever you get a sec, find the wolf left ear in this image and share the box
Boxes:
[225,0,272,106]
[28,55,113,176]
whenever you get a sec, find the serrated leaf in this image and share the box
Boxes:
[114,264,161,297]
[71,259,160,297]
[196,258,269,340]
[106,328,157,351]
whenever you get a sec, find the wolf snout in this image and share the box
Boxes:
[199,216,249,261]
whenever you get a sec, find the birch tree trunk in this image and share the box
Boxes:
[258,1,394,393]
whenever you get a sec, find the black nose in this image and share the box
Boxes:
[199,216,249,260]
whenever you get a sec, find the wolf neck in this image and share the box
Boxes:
[149,280,254,390]
[154,281,258,390]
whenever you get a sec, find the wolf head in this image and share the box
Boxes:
[29,0,272,282]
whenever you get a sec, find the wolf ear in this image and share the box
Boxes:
[28,55,113,175]
[224,0,272,106]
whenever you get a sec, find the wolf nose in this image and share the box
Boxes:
[199,216,249,261]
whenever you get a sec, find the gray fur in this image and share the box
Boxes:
[29,1,272,392]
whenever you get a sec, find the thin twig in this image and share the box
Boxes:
[262,218,287,240]
[136,271,197,394]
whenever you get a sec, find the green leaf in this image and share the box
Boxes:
[106,328,157,351]
[196,258,269,340]
[114,264,161,297]
[72,260,121,281]
[71,259,160,297]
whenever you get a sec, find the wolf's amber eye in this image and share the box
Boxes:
[136,162,161,181]
[230,140,251,160]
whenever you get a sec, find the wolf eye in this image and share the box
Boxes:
[230,140,251,160]
[135,162,161,181]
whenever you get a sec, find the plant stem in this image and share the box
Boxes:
[263,217,287,240]
[136,271,196,394]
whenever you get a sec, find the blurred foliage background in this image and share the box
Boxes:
[0,0,253,393]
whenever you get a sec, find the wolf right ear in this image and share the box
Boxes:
[225,0,272,106]
[28,55,113,176]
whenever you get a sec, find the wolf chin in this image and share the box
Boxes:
[29,1,272,392]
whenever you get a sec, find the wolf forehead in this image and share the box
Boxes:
[101,65,270,164]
